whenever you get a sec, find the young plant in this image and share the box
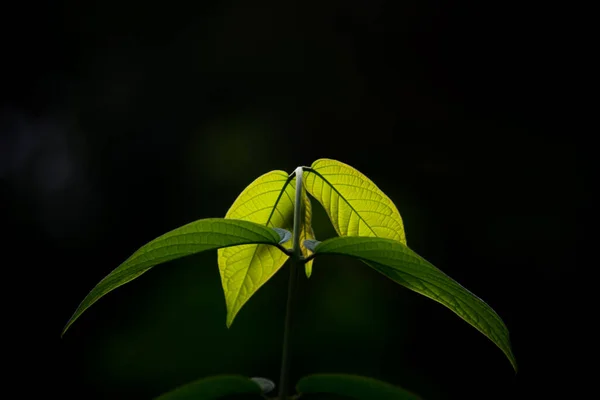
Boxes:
[63,159,516,399]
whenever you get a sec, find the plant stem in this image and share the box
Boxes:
[277,167,304,399]
[291,166,304,257]
[277,257,299,399]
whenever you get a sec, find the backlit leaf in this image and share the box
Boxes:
[310,236,517,371]
[218,171,295,327]
[219,170,316,325]
[304,159,406,245]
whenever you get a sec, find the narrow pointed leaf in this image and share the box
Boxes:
[304,158,406,244]
[297,374,421,400]
[218,170,295,327]
[154,375,262,399]
[311,236,517,371]
[63,218,282,336]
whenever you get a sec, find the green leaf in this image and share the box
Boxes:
[297,374,421,400]
[154,375,262,399]
[62,218,283,336]
[218,170,294,327]
[311,236,517,371]
[304,158,406,244]
[218,170,314,326]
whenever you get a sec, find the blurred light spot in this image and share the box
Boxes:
[1,108,100,240]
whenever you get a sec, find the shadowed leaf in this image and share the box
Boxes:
[310,236,517,371]
[154,375,262,399]
[297,374,420,400]
[63,218,283,336]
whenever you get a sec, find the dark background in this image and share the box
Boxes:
[1,1,587,399]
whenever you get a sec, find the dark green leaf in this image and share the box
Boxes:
[297,374,420,400]
[154,375,262,399]
[312,236,517,371]
[62,218,283,336]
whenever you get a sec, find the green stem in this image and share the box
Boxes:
[278,257,299,399]
[291,166,304,257]
[277,167,304,399]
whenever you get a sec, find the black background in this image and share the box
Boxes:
[1,1,588,399]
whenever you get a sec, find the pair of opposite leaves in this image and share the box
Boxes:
[62,158,516,371]
[218,159,405,328]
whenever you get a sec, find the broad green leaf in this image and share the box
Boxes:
[304,158,406,245]
[310,236,517,371]
[63,218,283,336]
[219,170,315,327]
[218,171,294,327]
[154,375,262,399]
[297,374,421,400]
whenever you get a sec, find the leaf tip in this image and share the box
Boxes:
[304,262,313,278]
[508,352,518,374]
[225,312,236,329]
[61,316,76,338]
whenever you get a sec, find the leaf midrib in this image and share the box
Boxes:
[316,240,507,328]
[129,229,277,263]
[227,174,294,319]
[306,169,378,237]
[313,243,514,367]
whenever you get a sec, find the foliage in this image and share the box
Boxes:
[63,159,516,399]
